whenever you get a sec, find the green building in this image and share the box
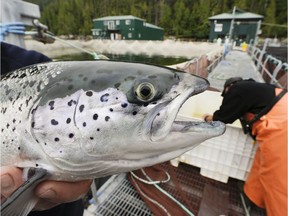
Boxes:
[209,9,263,45]
[92,15,164,40]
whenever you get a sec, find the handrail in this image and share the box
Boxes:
[247,42,287,88]
[207,54,224,74]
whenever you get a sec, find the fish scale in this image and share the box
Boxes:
[0,60,225,216]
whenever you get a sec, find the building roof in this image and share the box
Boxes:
[209,11,263,20]
[144,23,163,30]
[93,15,144,22]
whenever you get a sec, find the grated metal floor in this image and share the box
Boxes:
[88,174,153,216]
[86,162,266,216]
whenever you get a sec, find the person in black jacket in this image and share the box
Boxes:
[203,77,287,216]
[1,42,92,216]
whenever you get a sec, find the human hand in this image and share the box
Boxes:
[202,114,213,122]
[0,166,92,211]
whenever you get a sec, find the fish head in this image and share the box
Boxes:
[31,61,225,178]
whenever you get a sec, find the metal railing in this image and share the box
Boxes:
[207,54,224,74]
[247,39,287,88]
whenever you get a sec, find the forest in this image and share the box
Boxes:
[26,0,287,39]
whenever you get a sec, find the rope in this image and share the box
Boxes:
[0,22,25,41]
[130,169,195,216]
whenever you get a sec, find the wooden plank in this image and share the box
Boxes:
[198,184,229,216]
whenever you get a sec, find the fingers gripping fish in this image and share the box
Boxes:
[0,60,225,215]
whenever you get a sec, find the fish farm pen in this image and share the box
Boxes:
[85,163,266,216]
[84,42,287,216]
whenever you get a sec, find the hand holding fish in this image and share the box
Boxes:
[203,114,213,122]
[1,166,92,211]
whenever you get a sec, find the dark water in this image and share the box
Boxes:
[58,52,189,66]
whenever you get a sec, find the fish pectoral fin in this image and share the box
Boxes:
[1,168,48,216]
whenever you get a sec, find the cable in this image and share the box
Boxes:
[130,169,195,216]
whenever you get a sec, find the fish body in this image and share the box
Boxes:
[1,60,225,181]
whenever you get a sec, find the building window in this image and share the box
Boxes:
[128,33,132,38]
[103,21,108,26]
[138,33,141,38]
[108,21,115,30]
[116,20,120,25]
[125,19,131,25]
[214,23,223,32]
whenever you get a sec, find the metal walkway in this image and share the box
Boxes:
[208,50,264,91]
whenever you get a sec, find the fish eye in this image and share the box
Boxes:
[135,82,156,102]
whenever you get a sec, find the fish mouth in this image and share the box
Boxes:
[143,76,225,142]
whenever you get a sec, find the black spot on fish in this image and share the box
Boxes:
[31,122,35,128]
[51,119,59,125]
[12,128,16,132]
[78,74,84,77]
[1,129,4,132]
[18,147,21,150]
[152,101,157,105]
[86,91,93,97]
[90,137,94,140]
[36,82,42,92]
[79,105,85,112]
[124,76,136,81]
[1,107,7,114]
[97,128,100,131]
[121,103,128,108]
[68,100,74,106]
[31,107,38,114]
[29,81,36,87]
[83,77,88,82]
[44,143,47,146]
[93,114,98,120]
[54,137,60,142]
[66,118,71,124]
[109,108,113,112]
[105,116,110,122]
[36,163,39,167]
[132,111,137,115]
[100,93,109,102]
[69,133,74,138]
[116,97,119,100]
[68,85,74,90]
[15,92,21,100]
[5,88,11,95]
[49,101,55,107]
[83,122,87,127]
[6,124,9,129]
[114,83,120,88]
[19,73,27,78]
[26,96,32,107]
[91,80,96,85]
[143,103,149,107]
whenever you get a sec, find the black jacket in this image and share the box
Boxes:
[213,79,276,124]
